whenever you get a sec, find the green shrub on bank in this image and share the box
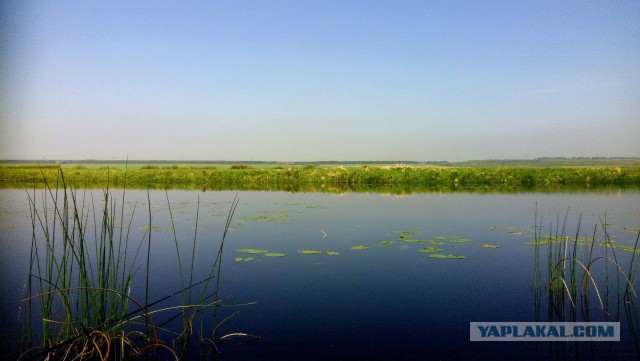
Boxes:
[1,166,640,191]
[231,164,254,169]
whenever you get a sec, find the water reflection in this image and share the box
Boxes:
[1,188,639,359]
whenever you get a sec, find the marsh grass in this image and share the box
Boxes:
[18,167,251,360]
[531,207,640,359]
[533,207,640,323]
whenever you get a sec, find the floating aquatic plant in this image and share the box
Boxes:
[480,243,499,248]
[236,249,269,254]
[429,254,466,259]
[351,245,369,250]
[234,257,255,262]
[599,244,640,254]
[324,251,340,255]
[418,247,442,253]
[378,241,394,246]
[398,238,423,243]
[263,253,286,257]
[298,250,322,254]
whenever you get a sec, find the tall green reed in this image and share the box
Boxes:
[532,209,640,322]
[19,167,246,360]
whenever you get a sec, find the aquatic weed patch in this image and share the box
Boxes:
[429,254,466,259]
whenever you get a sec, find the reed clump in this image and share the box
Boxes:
[533,209,640,322]
[18,168,254,360]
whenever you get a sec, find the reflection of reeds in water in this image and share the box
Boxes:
[18,167,252,360]
[533,206,640,357]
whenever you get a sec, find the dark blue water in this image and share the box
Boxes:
[1,189,639,360]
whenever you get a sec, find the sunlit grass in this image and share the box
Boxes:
[2,165,640,192]
[18,167,254,360]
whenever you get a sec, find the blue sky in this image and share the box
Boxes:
[1,1,639,161]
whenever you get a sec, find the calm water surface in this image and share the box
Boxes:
[1,189,639,360]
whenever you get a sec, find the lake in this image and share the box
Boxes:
[1,188,639,360]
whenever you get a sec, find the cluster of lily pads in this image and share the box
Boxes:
[234,248,287,261]
[234,248,342,261]
[385,229,479,259]
[472,221,636,254]
[233,226,508,262]
[489,223,640,254]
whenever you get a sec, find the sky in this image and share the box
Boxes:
[1,1,639,162]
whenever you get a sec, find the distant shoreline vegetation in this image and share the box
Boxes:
[2,157,640,167]
[1,160,640,192]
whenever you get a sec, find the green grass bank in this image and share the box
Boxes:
[2,164,640,191]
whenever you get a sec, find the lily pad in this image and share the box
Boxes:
[599,244,640,254]
[236,249,269,254]
[451,238,473,243]
[298,250,322,254]
[263,253,286,257]
[480,243,499,248]
[378,241,394,246]
[508,232,522,235]
[234,257,255,262]
[418,247,442,253]
[351,245,370,250]
[429,254,466,259]
[398,238,423,243]
[243,215,270,221]
[324,251,340,255]
[433,236,449,240]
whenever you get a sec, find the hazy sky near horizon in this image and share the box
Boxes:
[1,1,639,161]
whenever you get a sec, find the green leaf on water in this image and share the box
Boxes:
[234,257,255,262]
[418,247,442,253]
[378,241,394,246]
[508,232,522,235]
[236,249,269,254]
[298,250,322,254]
[526,240,551,246]
[433,236,448,240]
[429,254,466,259]
[451,238,473,243]
[599,244,640,254]
[263,252,286,257]
[324,251,340,255]
[480,243,499,248]
[351,245,369,250]
[243,215,269,221]
[398,238,423,243]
